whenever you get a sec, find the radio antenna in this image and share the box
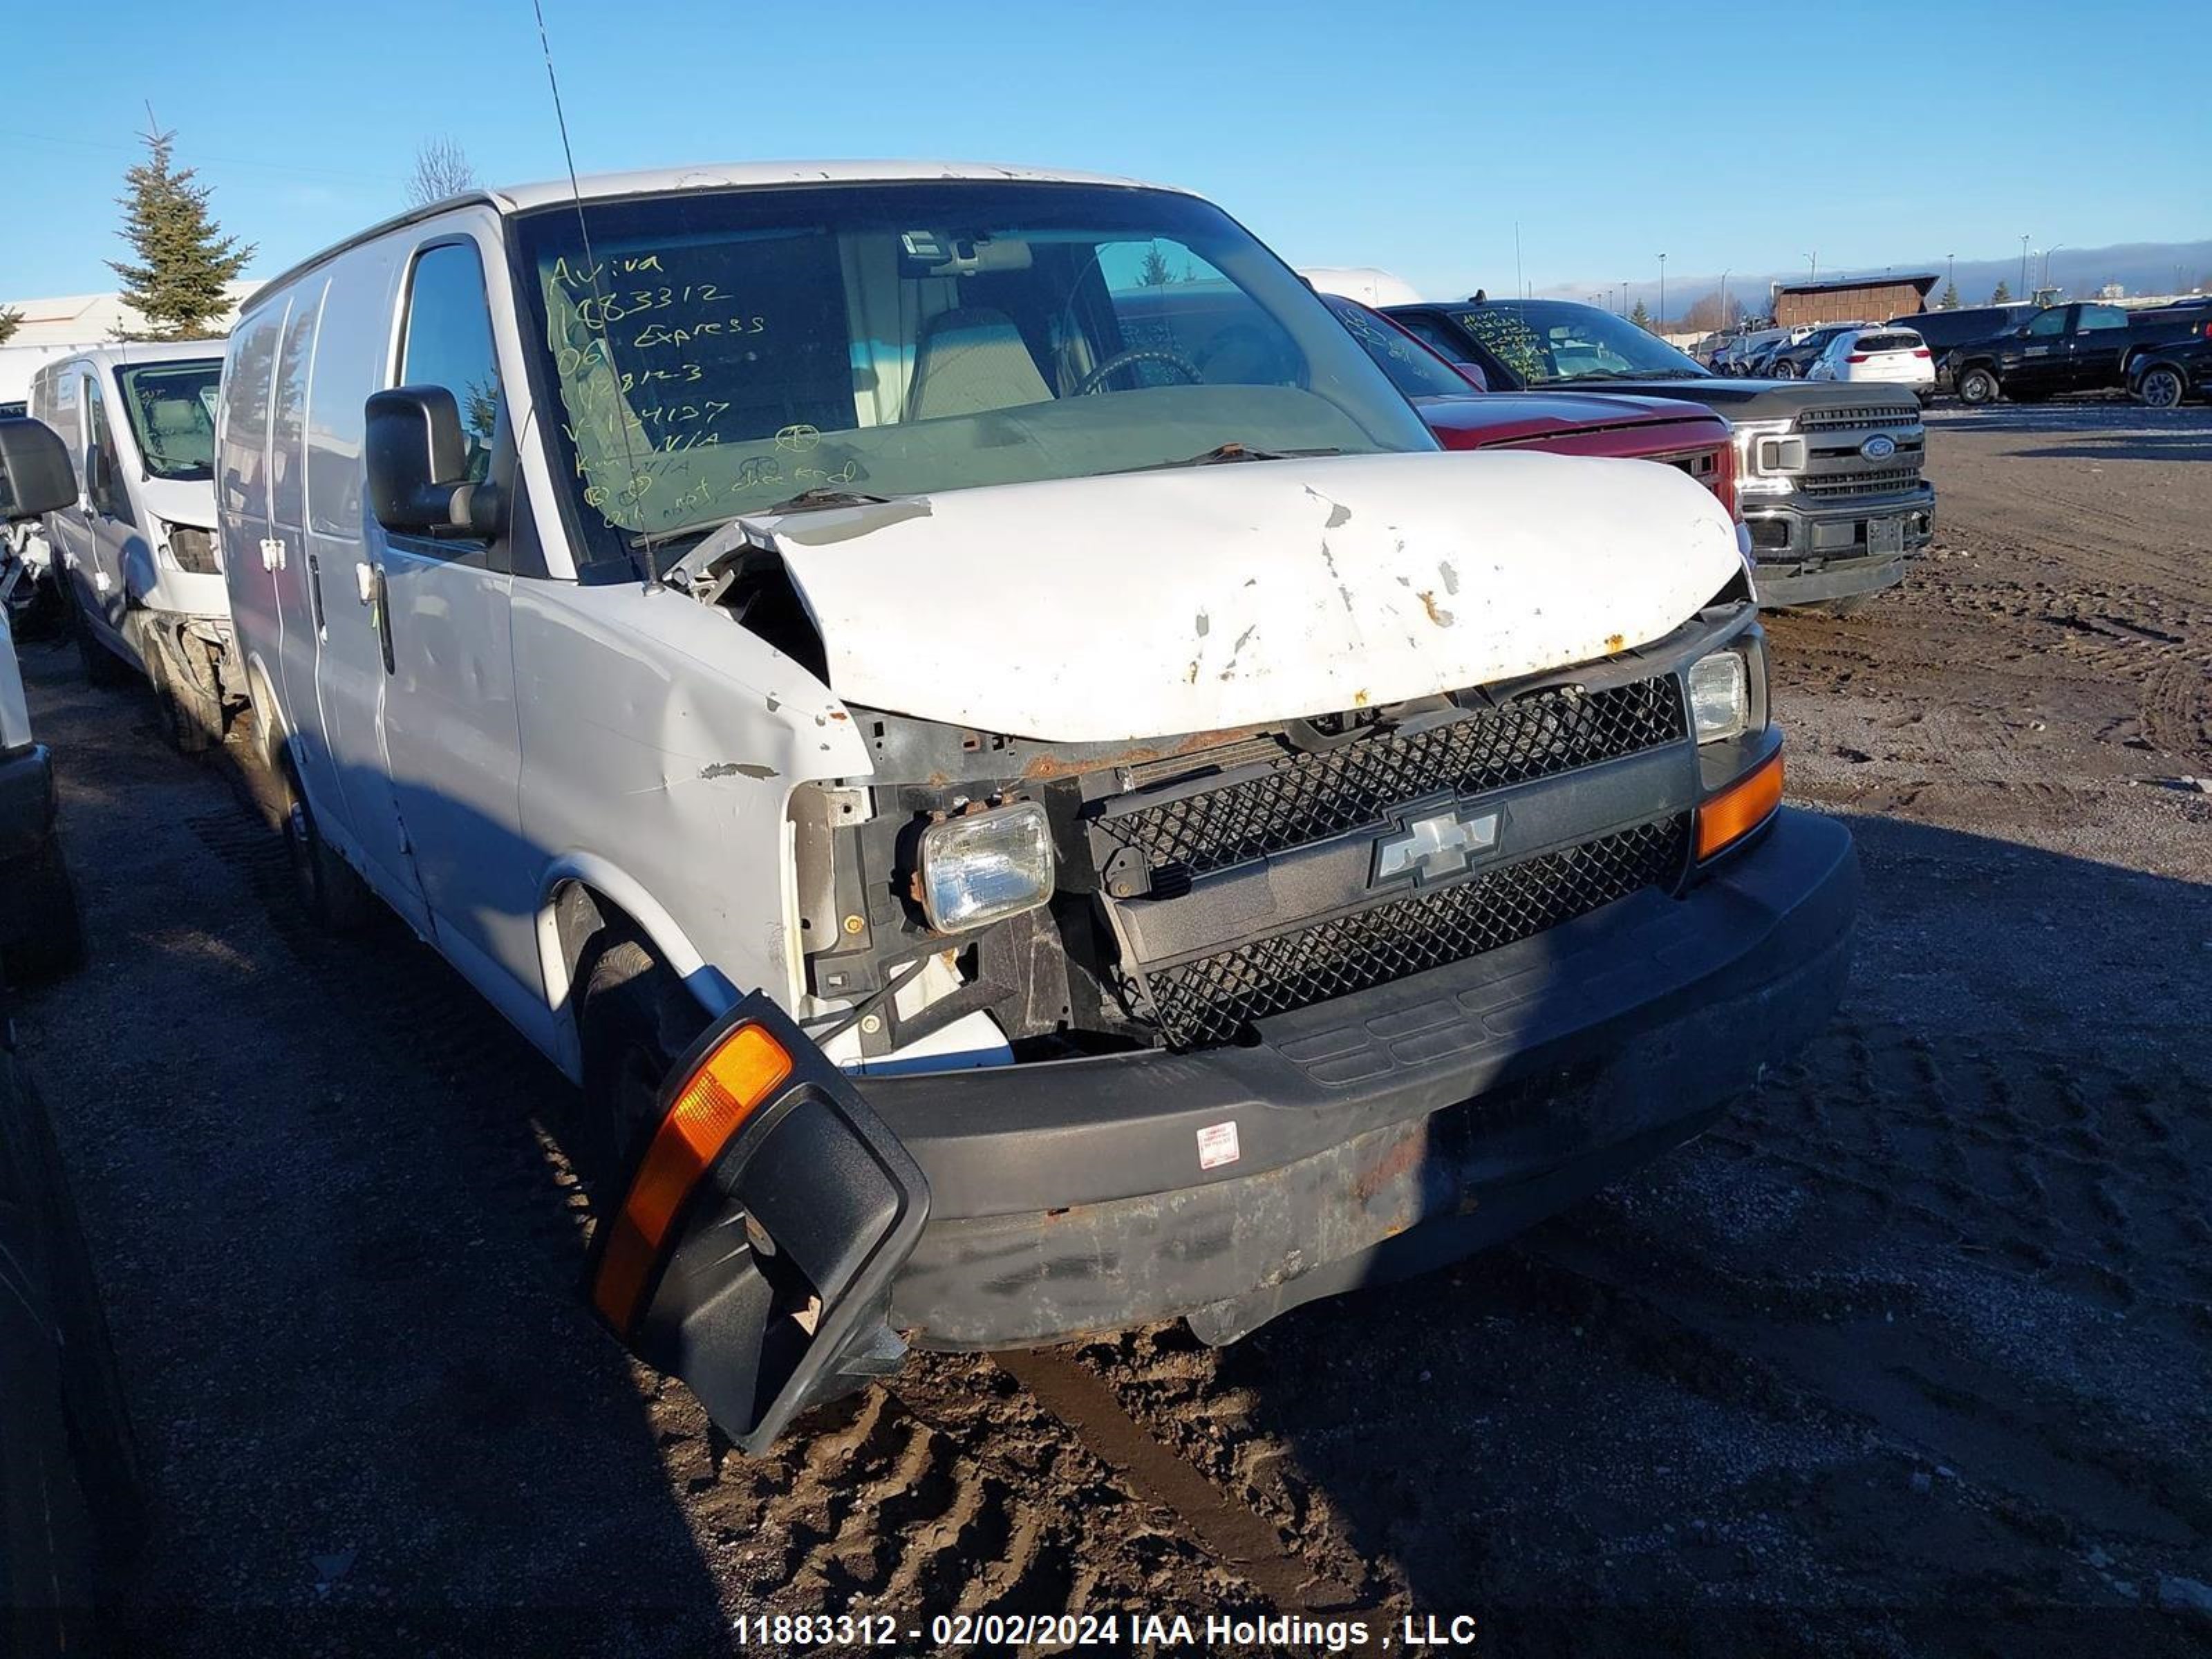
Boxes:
[532,0,656,589]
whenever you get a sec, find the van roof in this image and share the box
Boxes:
[33,339,226,376]
[243,160,1188,312]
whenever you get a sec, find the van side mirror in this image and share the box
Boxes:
[0,418,78,521]
[365,386,502,537]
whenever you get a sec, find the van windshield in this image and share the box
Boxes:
[117,360,221,481]
[511,181,1436,555]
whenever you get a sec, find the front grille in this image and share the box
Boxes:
[1794,404,1919,433]
[1143,816,1690,1049]
[1094,677,1686,883]
[1801,466,1924,499]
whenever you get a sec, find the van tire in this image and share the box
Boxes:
[66,586,130,690]
[2,837,88,985]
[282,769,374,934]
[1956,366,2000,406]
[144,639,216,757]
[576,932,706,1197]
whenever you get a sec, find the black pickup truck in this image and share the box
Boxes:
[1949,301,2212,405]
[1387,297,1935,611]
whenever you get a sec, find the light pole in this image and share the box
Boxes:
[1718,267,1732,328]
[2020,234,2030,297]
[1657,253,1667,331]
[1804,250,1817,281]
[2043,244,2065,294]
[1947,252,1955,300]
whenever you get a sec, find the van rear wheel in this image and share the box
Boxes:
[576,932,707,1198]
[282,767,374,933]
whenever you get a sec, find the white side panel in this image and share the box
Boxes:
[511,577,870,1032]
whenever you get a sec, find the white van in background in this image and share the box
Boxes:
[28,344,238,751]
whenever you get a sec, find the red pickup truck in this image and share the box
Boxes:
[1321,294,1738,526]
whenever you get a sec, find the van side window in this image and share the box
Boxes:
[399,241,503,487]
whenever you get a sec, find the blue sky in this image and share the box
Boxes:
[5,0,2205,308]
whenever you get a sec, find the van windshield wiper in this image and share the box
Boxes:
[760,487,894,514]
[1131,442,1344,471]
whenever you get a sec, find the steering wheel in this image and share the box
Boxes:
[1076,348,1203,395]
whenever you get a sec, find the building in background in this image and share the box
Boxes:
[0,284,254,413]
[1769,273,1940,327]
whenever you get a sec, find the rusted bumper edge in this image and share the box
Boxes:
[872,807,1858,1351]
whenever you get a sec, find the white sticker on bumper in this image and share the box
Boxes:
[1197,1121,1241,1170]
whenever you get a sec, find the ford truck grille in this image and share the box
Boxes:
[1795,403,1920,432]
[1093,677,1686,884]
[1801,465,1924,499]
[1143,816,1690,1049]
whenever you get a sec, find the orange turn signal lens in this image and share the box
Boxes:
[592,1022,794,1332]
[1696,749,1784,862]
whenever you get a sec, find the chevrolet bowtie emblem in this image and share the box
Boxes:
[1373,804,1503,885]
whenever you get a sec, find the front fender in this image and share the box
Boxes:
[534,853,738,1081]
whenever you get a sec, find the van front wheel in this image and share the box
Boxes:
[283,770,373,933]
[144,639,219,756]
[577,932,707,1198]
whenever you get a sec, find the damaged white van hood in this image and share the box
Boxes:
[746,450,1741,744]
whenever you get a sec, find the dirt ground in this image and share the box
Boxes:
[12,400,2211,1657]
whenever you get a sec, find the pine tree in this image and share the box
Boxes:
[1629,298,1653,331]
[106,122,254,341]
[1989,280,2012,305]
[1136,243,1177,287]
[1938,281,1960,310]
[0,308,20,346]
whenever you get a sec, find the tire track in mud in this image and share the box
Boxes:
[995,1349,1366,1613]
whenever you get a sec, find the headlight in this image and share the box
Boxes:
[1688,650,1750,744]
[917,802,1055,932]
[1732,421,1803,496]
[158,522,221,574]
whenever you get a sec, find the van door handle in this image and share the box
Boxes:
[359,561,396,676]
[259,537,286,571]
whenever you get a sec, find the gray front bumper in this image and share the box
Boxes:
[1746,485,1936,606]
[878,807,1859,1349]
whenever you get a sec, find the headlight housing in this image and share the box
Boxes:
[1731,420,1803,497]
[917,802,1055,932]
[158,522,221,574]
[1688,649,1751,744]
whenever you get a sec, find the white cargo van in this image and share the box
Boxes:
[222,162,1855,1450]
[29,344,236,751]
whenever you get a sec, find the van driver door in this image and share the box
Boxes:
[365,225,543,1046]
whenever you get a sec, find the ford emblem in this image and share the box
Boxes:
[1859,433,1897,462]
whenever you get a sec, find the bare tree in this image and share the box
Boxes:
[405,138,478,209]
